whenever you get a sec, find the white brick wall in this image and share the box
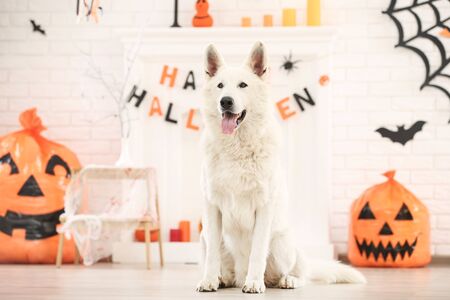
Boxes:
[0,0,449,256]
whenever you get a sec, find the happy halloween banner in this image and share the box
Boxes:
[127,65,321,131]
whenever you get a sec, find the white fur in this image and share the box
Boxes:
[196,42,366,294]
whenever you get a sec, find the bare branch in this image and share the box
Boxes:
[77,20,149,138]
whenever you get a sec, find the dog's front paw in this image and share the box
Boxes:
[278,275,304,289]
[242,279,266,294]
[196,277,220,292]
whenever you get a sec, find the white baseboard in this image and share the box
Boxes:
[112,242,336,264]
[113,242,201,264]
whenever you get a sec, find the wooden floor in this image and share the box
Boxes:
[1,263,450,300]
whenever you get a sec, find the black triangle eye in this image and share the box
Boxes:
[358,202,375,220]
[395,203,413,220]
[0,153,19,175]
[45,155,71,178]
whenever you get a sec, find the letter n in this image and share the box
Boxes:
[293,88,315,111]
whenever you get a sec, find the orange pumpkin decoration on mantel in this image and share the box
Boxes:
[348,170,431,267]
[0,108,81,263]
[192,0,213,27]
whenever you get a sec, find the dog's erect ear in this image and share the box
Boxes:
[205,44,224,78]
[245,41,268,78]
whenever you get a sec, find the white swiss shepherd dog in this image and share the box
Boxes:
[197,42,366,294]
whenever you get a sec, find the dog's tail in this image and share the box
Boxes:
[307,260,366,284]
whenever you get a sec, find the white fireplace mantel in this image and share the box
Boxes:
[114,27,338,263]
[119,27,337,57]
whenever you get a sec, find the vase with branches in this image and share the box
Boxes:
[79,29,144,166]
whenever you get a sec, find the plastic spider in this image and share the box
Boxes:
[280,51,301,74]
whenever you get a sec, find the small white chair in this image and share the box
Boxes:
[56,166,163,269]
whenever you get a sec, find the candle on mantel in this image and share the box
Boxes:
[307,0,321,26]
[179,220,191,242]
[282,8,296,27]
[241,17,252,27]
[170,229,181,242]
[263,15,273,27]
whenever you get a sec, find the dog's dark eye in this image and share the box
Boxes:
[238,82,248,88]
[217,82,224,89]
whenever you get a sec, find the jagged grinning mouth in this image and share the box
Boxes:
[355,236,418,262]
[0,209,64,240]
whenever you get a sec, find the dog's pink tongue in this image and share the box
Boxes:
[221,113,238,134]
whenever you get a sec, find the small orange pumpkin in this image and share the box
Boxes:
[134,229,159,242]
[0,108,81,263]
[348,170,431,267]
[319,75,330,86]
[192,0,213,27]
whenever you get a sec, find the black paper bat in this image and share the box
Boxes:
[30,19,46,36]
[375,121,426,146]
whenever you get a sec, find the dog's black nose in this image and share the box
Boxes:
[220,96,234,110]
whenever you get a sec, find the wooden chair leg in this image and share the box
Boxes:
[158,229,164,267]
[144,221,151,270]
[74,245,80,265]
[56,233,64,268]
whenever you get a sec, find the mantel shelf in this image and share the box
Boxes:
[119,26,337,41]
[118,27,338,57]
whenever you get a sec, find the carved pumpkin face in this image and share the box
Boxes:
[0,108,80,263]
[348,171,431,267]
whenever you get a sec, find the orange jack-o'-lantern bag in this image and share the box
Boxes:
[348,170,431,267]
[0,108,81,263]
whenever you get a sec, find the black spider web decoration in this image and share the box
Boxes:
[383,0,450,99]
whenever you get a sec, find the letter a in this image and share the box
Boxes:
[148,96,163,117]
